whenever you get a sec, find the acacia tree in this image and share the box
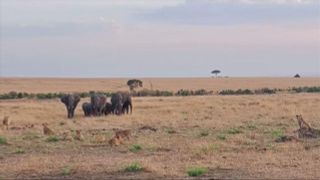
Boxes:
[294,74,301,78]
[127,79,143,91]
[211,70,221,77]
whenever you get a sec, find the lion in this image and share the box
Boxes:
[62,131,73,141]
[75,130,84,141]
[114,129,131,140]
[108,136,123,146]
[42,123,54,135]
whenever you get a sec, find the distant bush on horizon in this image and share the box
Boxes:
[0,86,319,100]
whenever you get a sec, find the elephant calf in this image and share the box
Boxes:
[82,102,93,117]
[103,102,113,115]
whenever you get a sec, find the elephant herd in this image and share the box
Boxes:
[60,92,132,118]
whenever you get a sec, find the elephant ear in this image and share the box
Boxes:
[60,95,68,104]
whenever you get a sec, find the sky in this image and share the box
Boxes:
[0,0,319,77]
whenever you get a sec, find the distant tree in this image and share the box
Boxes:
[211,70,221,77]
[127,79,143,91]
[294,74,301,78]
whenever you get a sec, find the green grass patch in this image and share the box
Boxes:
[187,167,208,177]
[199,129,209,137]
[271,130,283,138]
[246,124,257,130]
[226,127,242,135]
[123,162,144,172]
[164,128,176,134]
[61,166,72,176]
[14,149,25,154]
[0,136,7,145]
[46,136,60,142]
[129,144,142,153]
[216,133,226,141]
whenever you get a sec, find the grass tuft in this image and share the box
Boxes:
[129,144,142,153]
[246,124,257,130]
[187,167,208,177]
[217,133,226,141]
[226,127,242,135]
[61,166,72,176]
[0,136,7,145]
[14,149,25,154]
[271,130,283,138]
[46,136,60,142]
[164,128,176,134]
[199,129,209,137]
[123,162,144,172]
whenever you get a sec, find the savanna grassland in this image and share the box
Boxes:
[0,78,320,179]
[1,77,319,93]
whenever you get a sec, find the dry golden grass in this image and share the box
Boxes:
[0,93,320,178]
[0,78,320,178]
[1,77,319,93]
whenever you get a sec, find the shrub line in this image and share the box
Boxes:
[0,86,319,100]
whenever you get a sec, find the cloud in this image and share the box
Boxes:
[210,0,318,4]
[139,0,320,25]
[0,20,121,38]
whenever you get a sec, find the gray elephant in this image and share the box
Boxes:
[111,92,123,115]
[82,102,93,117]
[60,94,80,118]
[111,92,132,115]
[90,94,107,116]
[121,92,132,114]
[103,102,113,116]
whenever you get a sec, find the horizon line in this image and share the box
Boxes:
[1,76,320,79]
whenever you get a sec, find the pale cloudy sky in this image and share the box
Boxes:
[0,0,319,77]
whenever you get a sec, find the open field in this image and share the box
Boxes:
[0,78,320,179]
[1,77,319,93]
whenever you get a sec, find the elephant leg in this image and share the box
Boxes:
[130,104,132,114]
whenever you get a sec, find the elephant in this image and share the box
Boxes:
[103,102,113,116]
[111,92,123,115]
[60,94,80,118]
[121,92,132,114]
[82,102,93,117]
[90,94,107,116]
[111,92,132,115]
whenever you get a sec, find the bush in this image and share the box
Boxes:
[176,89,213,96]
[254,88,277,94]
[291,86,320,93]
[132,89,174,97]
[0,86,318,100]
[187,167,208,177]
[79,92,90,98]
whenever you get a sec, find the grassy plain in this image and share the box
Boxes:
[1,77,319,93]
[0,78,320,179]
